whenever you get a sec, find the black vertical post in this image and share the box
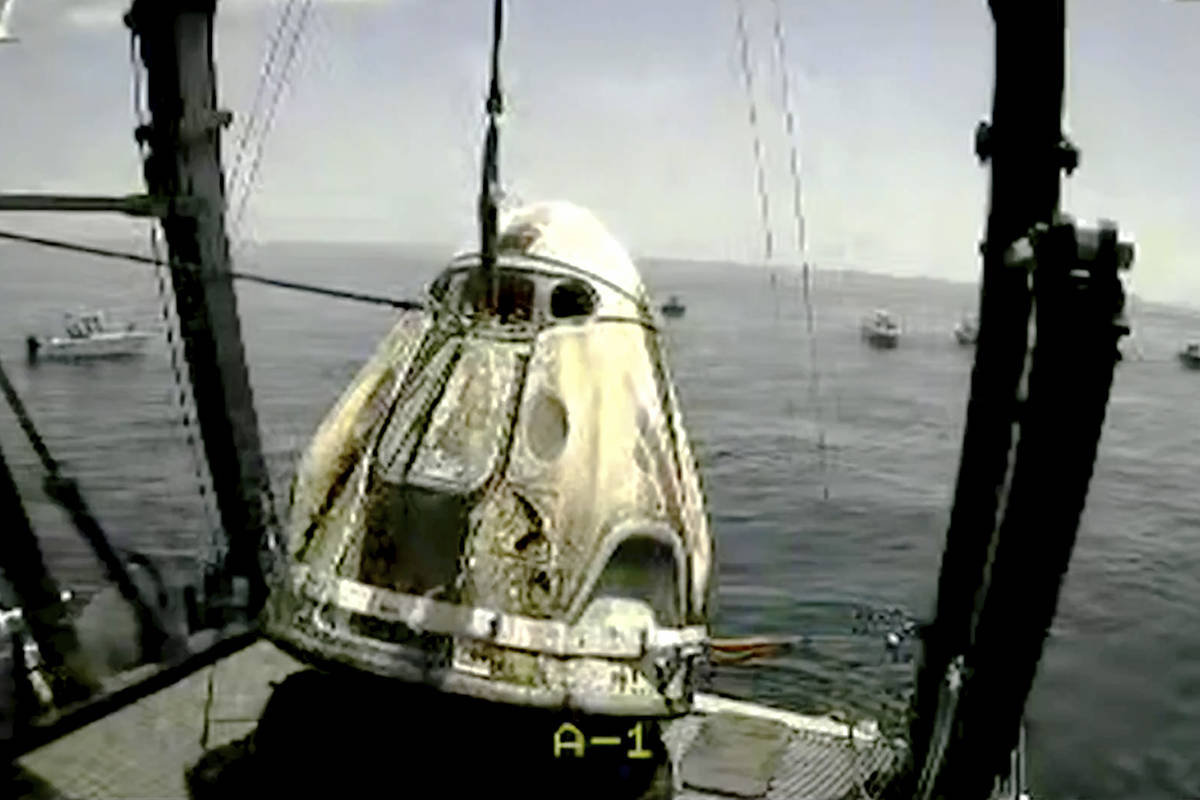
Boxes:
[907,0,1066,789]
[476,0,504,312]
[126,0,272,616]
[936,213,1127,799]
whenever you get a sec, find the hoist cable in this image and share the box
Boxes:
[225,0,303,207]
[228,0,315,249]
[768,0,832,499]
[733,0,775,264]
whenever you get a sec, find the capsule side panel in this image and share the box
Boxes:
[493,322,701,624]
[286,312,432,558]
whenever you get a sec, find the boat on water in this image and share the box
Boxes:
[955,313,979,345]
[25,311,153,363]
[861,308,901,348]
[660,295,686,318]
[1178,342,1200,369]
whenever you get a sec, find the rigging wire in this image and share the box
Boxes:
[768,0,805,261]
[151,228,226,566]
[0,355,177,661]
[225,0,303,208]
[0,228,423,311]
[0,364,62,480]
[735,0,834,500]
[733,0,775,266]
[228,0,315,251]
[767,0,833,501]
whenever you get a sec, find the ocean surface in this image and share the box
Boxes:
[1,238,1198,799]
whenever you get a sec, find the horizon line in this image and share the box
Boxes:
[2,233,1190,313]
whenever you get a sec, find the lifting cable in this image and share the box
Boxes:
[225,0,306,209]
[734,0,833,499]
[767,0,831,499]
[228,0,315,249]
[733,0,775,266]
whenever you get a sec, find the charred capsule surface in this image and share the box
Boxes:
[267,202,713,716]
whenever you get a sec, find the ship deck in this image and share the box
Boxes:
[11,639,903,800]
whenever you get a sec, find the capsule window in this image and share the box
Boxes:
[549,279,596,319]
[459,269,535,324]
[496,272,536,324]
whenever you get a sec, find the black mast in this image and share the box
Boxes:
[476,0,504,313]
[125,0,274,619]
[908,1,1132,796]
[908,0,1066,776]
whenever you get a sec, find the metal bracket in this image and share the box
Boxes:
[135,110,232,149]
[974,120,993,163]
[1003,214,1135,273]
[1057,136,1080,175]
[974,120,1080,175]
[638,640,705,705]
[1002,214,1135,351]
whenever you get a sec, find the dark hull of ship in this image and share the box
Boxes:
[863,331,899,349]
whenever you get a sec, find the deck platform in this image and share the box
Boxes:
[12,639,902,799]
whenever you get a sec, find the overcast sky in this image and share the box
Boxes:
[0,0,1197,303]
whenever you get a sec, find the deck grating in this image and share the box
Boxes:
[14,640,904,800]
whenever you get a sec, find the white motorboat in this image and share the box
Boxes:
[26,311,154,363]
[861,308,901,348]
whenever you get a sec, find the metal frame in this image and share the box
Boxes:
[1,0,275,764]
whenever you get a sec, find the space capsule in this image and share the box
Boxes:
[265,201,714,717]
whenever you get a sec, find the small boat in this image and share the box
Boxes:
[1178,342,1200,369]
[660,295,686,318]
[954,313,978,345]
[861,308,900,348]
[26,311,154,363]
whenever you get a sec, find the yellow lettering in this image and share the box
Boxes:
[554,722,585,758]
[627,721,653,759]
